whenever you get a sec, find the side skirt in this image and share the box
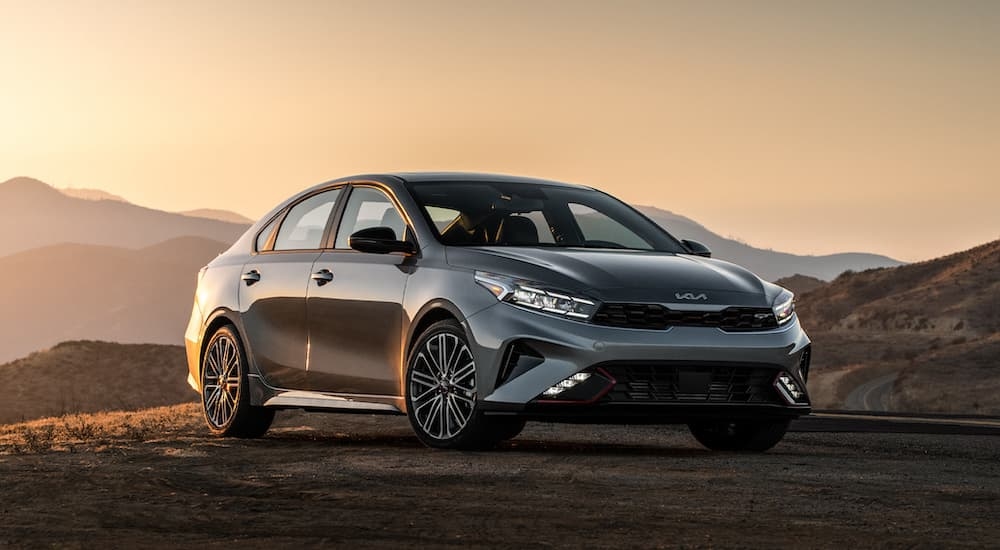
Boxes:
[247,373,405,415]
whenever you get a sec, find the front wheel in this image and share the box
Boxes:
[688,419,790,452]
[201,325,274,438]
[405,319,517,450]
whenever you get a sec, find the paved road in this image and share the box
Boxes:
[844,373,897,411]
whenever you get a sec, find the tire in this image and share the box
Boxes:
[405,319,515,450]
[688,419,790,452]
[200,325,275,438]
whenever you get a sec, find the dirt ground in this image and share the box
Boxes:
[1,404,998,549]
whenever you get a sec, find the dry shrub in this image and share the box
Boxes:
[0,403,202,455]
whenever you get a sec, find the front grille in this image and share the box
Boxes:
[601,363,783,404]
[592,303,778,331]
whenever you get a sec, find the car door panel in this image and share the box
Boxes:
[237,186,343,389]
[305,252,410,395]
[305,185,413,396]
[239,253,320,389]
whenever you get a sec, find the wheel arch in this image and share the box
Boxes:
[406,300,466,359]
[199,308,244,373]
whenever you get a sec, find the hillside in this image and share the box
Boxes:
[0,177,248,257]
[0,341,194,424]
[775,274,827,295]
[798,240,1000,414]
[797,239,1000,335]
[0,237,229,363]
[637,206,903,281]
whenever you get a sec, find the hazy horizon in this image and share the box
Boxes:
[3,0,999,262]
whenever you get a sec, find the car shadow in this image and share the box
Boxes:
[257,430,722,457]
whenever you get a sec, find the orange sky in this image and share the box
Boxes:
[2,0,998,261]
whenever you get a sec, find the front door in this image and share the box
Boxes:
[239,187,342,389]
[305,186,413,395]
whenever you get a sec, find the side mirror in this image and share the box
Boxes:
[348,226,416,255]
[681,239,711,258]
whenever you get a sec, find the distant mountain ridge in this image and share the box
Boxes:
[2,177,900,280]
[59,188,129,202]
[635,206,903,281]
[0,236,229,363]
[0,177,248,258]
[178,208,253,224]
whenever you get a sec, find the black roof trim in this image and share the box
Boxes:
[388,172,590,189]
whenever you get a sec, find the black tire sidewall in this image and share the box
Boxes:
[201,325,272,437]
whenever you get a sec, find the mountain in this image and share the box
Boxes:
[774,274,827,296]
[797,239,1000,335]
[0,237,230,363]
[3,177,900,280]
[0,177,248,258]
[178,208,253,224]
[0,341,193,424]
[636,206,903,281]
[59,188,129,202]
[799,239,1000,414]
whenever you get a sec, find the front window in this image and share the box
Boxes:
[407,181,685,252]
[335,186,409,248]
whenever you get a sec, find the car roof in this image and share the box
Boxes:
[387,172,592,189]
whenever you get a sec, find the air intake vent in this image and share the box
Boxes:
[600,363,784,405]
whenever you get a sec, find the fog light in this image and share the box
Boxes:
[542,372,591,397]
[775,372,806,404]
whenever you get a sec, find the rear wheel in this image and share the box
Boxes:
[201,325,274,438]
[405,319,519,450]
[688,419,790,452]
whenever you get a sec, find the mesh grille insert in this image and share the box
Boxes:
[600,364,783,405]
[592,303,778,331]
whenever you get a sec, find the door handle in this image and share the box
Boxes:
[311,269,334,286]
[241,270,261,286]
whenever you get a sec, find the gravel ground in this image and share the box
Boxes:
[1,409,998,549]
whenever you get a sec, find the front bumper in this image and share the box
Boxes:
[463,302,812,422]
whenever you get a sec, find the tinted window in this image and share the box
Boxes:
[255,216,279,252]
[273,188,341,251]
[335,187,408,248]
[406,181,684,252]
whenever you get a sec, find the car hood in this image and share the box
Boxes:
[446,247,776,307]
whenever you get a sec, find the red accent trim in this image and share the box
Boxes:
[534,368,618,405]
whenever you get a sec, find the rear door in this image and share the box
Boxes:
[239,187,343,389]
[305,185,414,395]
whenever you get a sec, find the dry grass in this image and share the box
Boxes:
[0,340,197,424]
[0,403,202,454]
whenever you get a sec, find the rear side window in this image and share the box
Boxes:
[273,188,342,251]
[255,217,279,252]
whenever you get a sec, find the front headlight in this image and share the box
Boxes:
[772,289,795,325]
[474,271,598,320]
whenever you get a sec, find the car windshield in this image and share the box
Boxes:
[407,181,687,252]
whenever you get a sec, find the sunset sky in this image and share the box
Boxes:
[2,0,998,261]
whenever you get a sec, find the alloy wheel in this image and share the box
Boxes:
[202,334,242,429]
[409,332,477,440]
